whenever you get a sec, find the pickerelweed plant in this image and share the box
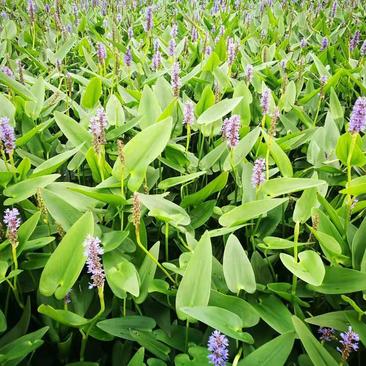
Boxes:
[1,0,366,365]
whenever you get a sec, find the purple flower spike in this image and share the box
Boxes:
[0,117,16,155]
[330,1,337,18]
[168,38,176,57]
[171,23,178,38]
[84,235,105,289]
[124,47,132,67]
[1,66,13,78]
[145,6,153,32]
[349,97,366,134]
[261,88,270,116]
[183,102,195,126]
[245,64,254,83]
[348,97,366,133]
[97,43,106,64]
[251,158,266,188]
[318,327,335,342]
[361,40,366,56]
[207,330,229,366]
[337,326,359,361]
[227,37,237,66]
[28,0,36,22]
[300,38,307,49]
[320,75,328,86]
[4,208,21,246]
[171,61,181,97]
[349,31,360,52]
[320,37,329,51]
[89,108,108,153]
[152,42,161,71]
[222,115,240,148]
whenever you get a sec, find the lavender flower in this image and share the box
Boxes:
[84,235,105,289]
[3,208,21,246]
[227,37,237,66]
[261,88,270,116]
[168,38,176,57]
[318,327,335,342]
[207,330,229,366]
[124,47,132,67]
[320,75,328,86]
[349,97,366,134]
[361,40,366,56]
[337,327,359,361]
[171,61,181,97]
[245,64,254,83]
[171,23,178,38]
[251,158,266,187]
[28,0,36,23]
[97,43,106,64]
[183,102,195,125]
[300,38,307,49]
[116,13,122,22]
[152,46,162,71]
[0,117,15,155]
[191,27,198,42]
[44,3,50,13]
[145,6,153,32]
[1,66,13,77]
[222,115,240,148]
[128,26,133,40]
[205,45,212,56]
[89,108,108,153]
[330,1,337,18]
[349,30,360,52]
[320,37,328,51]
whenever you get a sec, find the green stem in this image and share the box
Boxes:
[136,231,175,284]
[80,286,105,361]
[185,320,190,352]
[345,133,357,234]
[291,221,300,297]
[186,124,191,153]
[165,222,169,262]
[232,347,243,366]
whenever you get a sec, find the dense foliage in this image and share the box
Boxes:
[0,0,366,365]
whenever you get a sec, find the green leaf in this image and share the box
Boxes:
[251,295,294,334]
[223,127,260,170]
[158,172,206,190]
[113,118,172,192]
[280,81,296,112]
[175,346,209,366]
[263,132,293,177]
[176,232,212,321]
[0,310,6,333]
[104,252,140,298]
[181,172,228,207]
[261,178,326,196]
[353,216,366,270]
[106,94,125,126]
[223,234,256,294]
[81,77,102,109]
[3,174,60,205]
[195,85,215,116]
[139,193,190,226]
[54,112,92,154]
[197,97,242,125]
[308,266,366,294]
[180,306,253,343]
[38,305,88,327]
[138,85,162,129]
[238,333,295,366]
[128,348,145,366]
[209,290,260,328]
[0,327,48,364]
[39,211,94,300]
[280,251,325,286]
[135,242,160,304]
[219,198,288,227]
[336,133,366,166]
[0,71,35,101]
[292,316,338,366]
[32,145,83,177]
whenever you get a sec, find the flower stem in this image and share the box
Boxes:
[291,221,300,297]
